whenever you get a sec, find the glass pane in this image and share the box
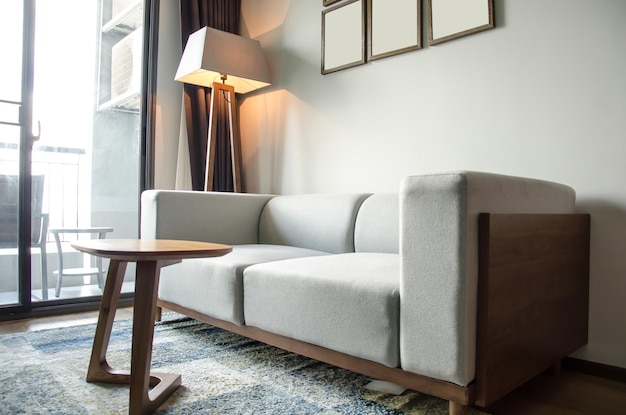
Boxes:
[30,0,141,302]
[0,102,21,128]
[0,1,23,306]
[0,0,142,306]
[0,125,20,153]
[0,1,23,103]
[0,172,19,305]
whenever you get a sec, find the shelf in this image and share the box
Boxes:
[98,89,140,113]
[102,0,142,33]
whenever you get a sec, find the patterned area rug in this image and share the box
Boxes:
[0,313,489,414]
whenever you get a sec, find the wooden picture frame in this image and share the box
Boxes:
[368,0,421,61]
[428,0,494,46]
[322,0,366,74]
[323,0,343,6]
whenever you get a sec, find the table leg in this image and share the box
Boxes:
[86,258,181,415]
[128,260,181,415]
[87,259,128,383]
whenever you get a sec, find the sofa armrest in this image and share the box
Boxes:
[399,171,576,386]
[140,190,274,245]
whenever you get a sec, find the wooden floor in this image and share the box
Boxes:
[1,309,625,415]
[485,370,626,415]
[0,307,133,334]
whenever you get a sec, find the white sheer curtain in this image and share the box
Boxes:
[175,99,193,190]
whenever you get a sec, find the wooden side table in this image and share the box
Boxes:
[71,239,232,415]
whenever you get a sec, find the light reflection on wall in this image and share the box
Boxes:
[240,89,328,195]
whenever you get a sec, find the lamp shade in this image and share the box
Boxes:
[175,26,271,94]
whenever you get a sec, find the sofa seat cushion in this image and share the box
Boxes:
[243,253,400,367]
[158,244,330,325]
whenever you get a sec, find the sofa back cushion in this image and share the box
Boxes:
[141,190,274,245]
[259,193,370,254]
[354,193,399,254]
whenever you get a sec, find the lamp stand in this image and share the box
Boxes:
[205,81,242,192]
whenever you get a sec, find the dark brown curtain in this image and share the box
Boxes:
[180,0,241,191]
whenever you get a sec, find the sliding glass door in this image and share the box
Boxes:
[0,0,146,315]
[0,0,36,309]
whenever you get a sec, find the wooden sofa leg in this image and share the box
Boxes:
[449,401,468,415]
[549,359,563,375]
[155,306,162,322]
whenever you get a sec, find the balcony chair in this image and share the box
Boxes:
[0,175,49,300]
[49,226,113,297]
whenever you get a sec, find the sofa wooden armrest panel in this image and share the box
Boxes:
[476,213,590,407]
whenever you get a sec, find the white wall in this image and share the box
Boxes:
[237,0,626,369]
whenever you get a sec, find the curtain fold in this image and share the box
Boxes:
[180,0,241,191]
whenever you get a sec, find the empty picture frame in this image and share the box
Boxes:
[428,0,494,46]
[368,0,421,61]
[322,0,366,74]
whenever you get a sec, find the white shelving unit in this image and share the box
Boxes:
[97,0,143,112]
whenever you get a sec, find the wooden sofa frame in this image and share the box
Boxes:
[157,213,590,415]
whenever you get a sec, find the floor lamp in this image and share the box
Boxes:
[175,26,270,192]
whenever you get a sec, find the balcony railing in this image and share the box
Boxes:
[0,141,89,238]
[0,142,96,302]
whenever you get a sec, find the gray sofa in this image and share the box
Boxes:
[140,171,590,414]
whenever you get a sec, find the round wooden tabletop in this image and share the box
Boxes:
[70,239,232,261]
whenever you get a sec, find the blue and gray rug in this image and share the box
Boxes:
[0,314,488,414]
